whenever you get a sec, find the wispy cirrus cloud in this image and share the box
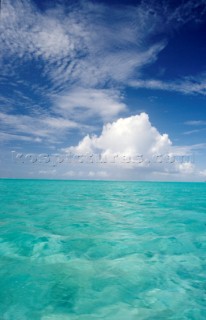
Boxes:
[0,87,127,143]
[130,74,206,95]
[0,112,80,143]
[1,0,206,89]
[0,131,41,143]
[185,120,206,125]
[184,129,206,135]
[1,0,206,95]
[53,88,127,122]
[1,0,197,90]
[183,119,206,135]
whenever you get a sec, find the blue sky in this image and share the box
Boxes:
[0,0,206,180]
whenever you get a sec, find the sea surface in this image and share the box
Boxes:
[0,179,206,320]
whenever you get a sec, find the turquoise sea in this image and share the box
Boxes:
[0,179,206,320]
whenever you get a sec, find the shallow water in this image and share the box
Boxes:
[0,179,206,319]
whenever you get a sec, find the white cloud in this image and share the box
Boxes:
[88,170,108,178]
[200,169,206,177]
[183,128,206,135]
[130,76,206,96]
[39,169,56,175]
[54,88,127,121]
[0,88,126,145]
[185,120,206,126]
[41,117,78,129]
[0,0,77,62]
[0,112,80,143]
[1,0,206,93]
[177,162,195,175]
[66,113,172,158]
[0,131,39,142]
[61,112,206,180]
[0,0,168,89]
[65,170,75,177]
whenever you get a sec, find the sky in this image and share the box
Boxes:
[0,0,206,181]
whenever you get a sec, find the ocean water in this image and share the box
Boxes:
[0,179,206,320]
